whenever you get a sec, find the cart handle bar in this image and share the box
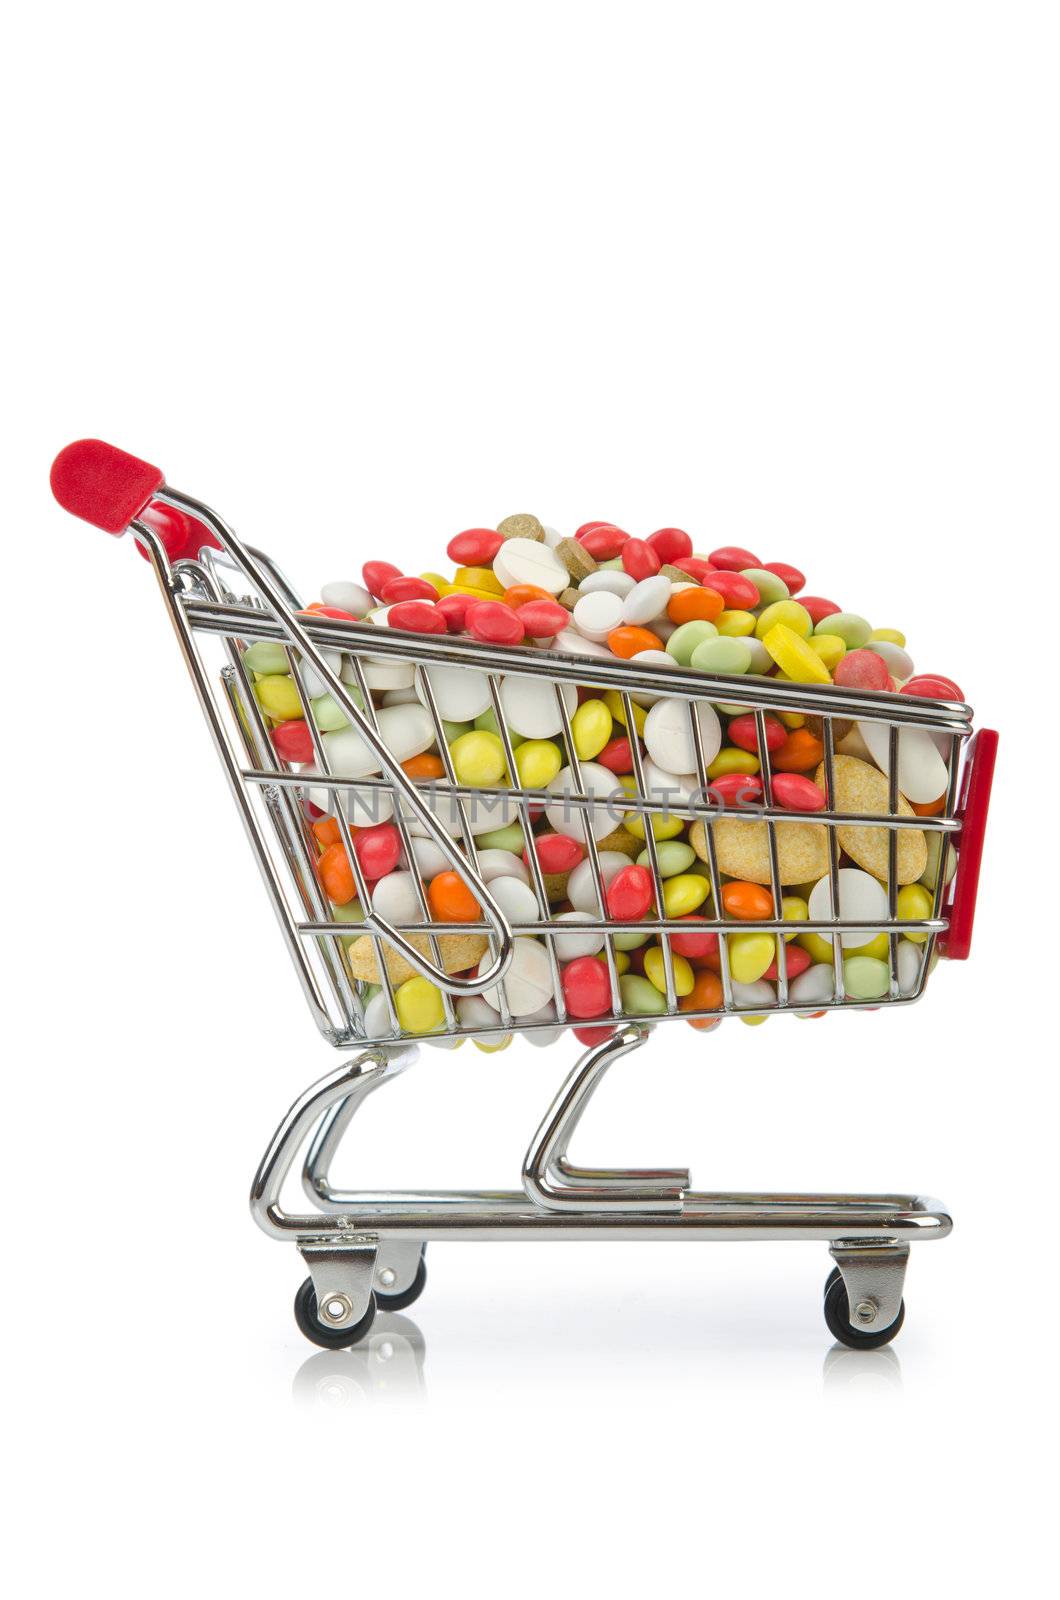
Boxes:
[50,439,516,998]
[939,725,997,960]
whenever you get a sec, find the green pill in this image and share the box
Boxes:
[666,619,718,666]
[619,974,668,1015]
[843,956,891,1000]
[243,640,290,675]
[817,612,871,648]
[475,822,525,852]
[312,694,350,732]
[690,636,752,675]
[637,840,695,877]
[741,568,790,606]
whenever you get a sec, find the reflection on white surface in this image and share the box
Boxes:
[292,1313,427,1408]
[822,1343,903,1393]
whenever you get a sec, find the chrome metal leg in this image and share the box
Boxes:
[299,1241,378,1331]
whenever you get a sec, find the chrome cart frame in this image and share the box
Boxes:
[51,440,996,1351]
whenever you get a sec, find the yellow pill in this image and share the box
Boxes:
[644,946,695,997]
[778,710,805,730]
[762,623,833,684]
[808,633,847,671]
[728,931,776,984]
[255,675,305,720]
[871,627,906,647]
[418,572,449,593]
[454,565,505,595]
[782,895,809,941]
[798,931,836,965]
[450,730,506,785]
[848,931,890,960]
[572,698,613,761]
[707,746,760,779]
[514,739,563,788]
[897,883,933,942]
[755,600,813,641]
[395,976,445,1035]
[605,690,647,733]
[662,874,711,916]
[596,949,631,974]
[624,810,686,841]
[739,1013,769,1026]
[446,583,510,602]
[475,1034,513,1053]
[715,609,756,637]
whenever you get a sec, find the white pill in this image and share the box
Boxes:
[522,1001,564,1047]
[579,570,636,599]
[308,785,394,827]
[406,835,451,877]
[415,663,492,722]
[493,537,569,596]
[405,787,514,838]
[546,761,625,841]
[622,575,672,625]
[573,590,623,643]
[567,851,633,913]
[643,697,722,775]
[299,648,343,700]
[788,965,835,1008]
[808,868,889,949]
[639,758,698,819]
[550,628,615,660]
[369,872,423,925]
[551,911,605,960]
[541,525,564,549]
[345,656,417,691]
[858,721,949,804]
[487,875,541,924]
[744,637,773,674]
[322,703,434,778]
[481,936,555,1016]
[321,581,372,616]
[897,939,923,997]
[730,979,776,1011]
[500,676,578,739]
[380,686,420,706]
[458,994,505,1045]
[631,649,673,666]
[363,990,394,1038]
[475,849,530,886]
[866,641,915,681]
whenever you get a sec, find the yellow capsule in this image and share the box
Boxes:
[870,627,906,647]
[662,874,711,916]
[728,931,776,984]
[395,977,445,1035]
[514,739,563,788]
[782,895,809,941]
[777,710,805,730]
[624,810,686,841]
[572,698,613,761]
[808,633,846,671]
[255,675,305,720]
[798,931,836,965]
[715,609,756,637]
[454,565,505,595]
[605,690,647,733]
[707,746,760,779]
[848,931,890,960]
[754,600,813,641]
[897,883,933,942]
[644,946,695,997]
[763,623,833,685]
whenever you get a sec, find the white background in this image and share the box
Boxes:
[4,2,1057,1594]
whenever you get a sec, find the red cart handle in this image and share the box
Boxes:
[940,727,998,960]
[50,440,220,561]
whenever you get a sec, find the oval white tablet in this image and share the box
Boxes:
[573,590,623,643]
[788,964,835,1008]
[550,628,615,660]
[546,761,625,841]
[475,849,530,886]
[566,851,633,913]
[579,570,636,599]
[858,721,949,804]
[551,910,606,960]
[415,663,493,722]
[321,581,372,616]
[500,676,578,739]
[487,875,541,924]
[369,872,424,925]
[643,697,722,775]
[622,575,672,625]
[808,868,889,949]
[492,537,569,596]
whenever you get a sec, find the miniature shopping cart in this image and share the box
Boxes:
[51,440,998,1350]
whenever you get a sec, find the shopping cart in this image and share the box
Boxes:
[51,439,998,1350]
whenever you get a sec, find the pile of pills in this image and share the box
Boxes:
[246,515,965,1046]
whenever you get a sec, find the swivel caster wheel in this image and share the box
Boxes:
[294,1277,377,1349]
[823,1271,905,1351]
[376,1246,428,1312]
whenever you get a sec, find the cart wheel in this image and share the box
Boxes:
[376,1247,428,1313]
[823,1273,905,1351]
[294,1278,377,1350]
[824,1265,842,1297]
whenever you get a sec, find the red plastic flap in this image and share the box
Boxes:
[940,728,998,960]
[51,440,165,534]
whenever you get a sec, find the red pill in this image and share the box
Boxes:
[834,649,893,691]
[670,917,720,962]
[901,674,964,702]
[606,864,654,921]
[708,772,764,807]
[800,595,841,625]
[561,956,613,1019]
[621,539,662,580]
[761,561,805,595]
[466,600,525,646]
[705,570,759,609]
[527,834,585,874]
[727,712,787,755]
[770,772,827,812]
[671,557,719,583]
[386,600,448,634]
[575,521,621,539]
[579,524,629,560]
[272,721,315,763]
[363,560,402,598]
[647,527,693,563]
[765,943,813,982]
[573,1024,617,1046]
[596,735,637,774]
[381,575,440,604]
[354,823,402,880]
[302,604,361,621]
[709,545,760,571]
[446,528,505,565]
[435,593,474,632]
[516,599,570,637]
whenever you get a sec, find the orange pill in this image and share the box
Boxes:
[606,625,664,660]
[427,871,481,924]
[667,585,725,625]
[313,815,341,849]
[316,840,357,905]
[502,583,554,609]
[680,970,724,1014]
[402,752,446,780]
[721,881,774,920]
[911,792,947,816]
[772,728,824,772]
